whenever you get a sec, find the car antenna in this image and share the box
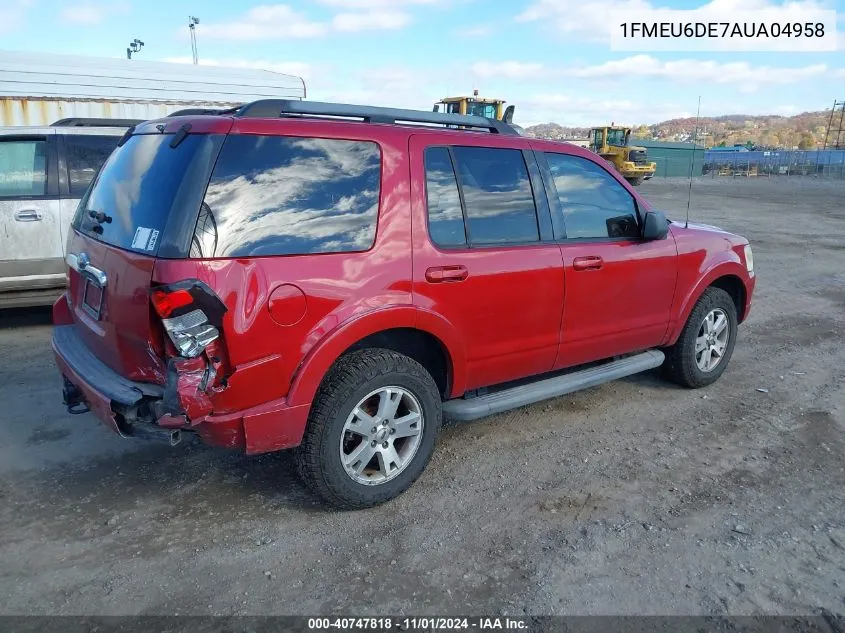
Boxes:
[685,96,702,229]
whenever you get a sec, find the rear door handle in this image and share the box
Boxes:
[425,265,468,283]
[572,255,603,271]
[14,209,42,222]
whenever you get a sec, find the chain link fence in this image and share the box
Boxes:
[702,149,845,179]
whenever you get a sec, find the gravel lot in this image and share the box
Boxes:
[1,178,843,616]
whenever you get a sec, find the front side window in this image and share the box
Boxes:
[0,139,47,197]
[193,136,381,258]
[545,152,639,240]
[606,129,628,146]
[451,146,539,245]
[65,135,121,197]
[467,102,498,119]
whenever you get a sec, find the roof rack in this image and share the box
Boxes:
[168,107,240,117]
[234,99,519,135]
[51,117,143,128]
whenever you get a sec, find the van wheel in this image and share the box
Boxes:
[662,287,738,388]
[627,177,644,186]
[294,349,442,509]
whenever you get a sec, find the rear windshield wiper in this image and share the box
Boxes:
[84,209,112,234]
[88,209,112,224]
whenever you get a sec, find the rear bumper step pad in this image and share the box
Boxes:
[52,325,163,406]
[443,350,665,422]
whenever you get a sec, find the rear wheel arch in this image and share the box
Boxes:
[286,308,463,408]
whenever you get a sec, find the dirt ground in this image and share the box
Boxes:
[1,177,843,617]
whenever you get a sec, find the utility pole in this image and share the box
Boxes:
[126,38,144,59]
[189,16,200,65]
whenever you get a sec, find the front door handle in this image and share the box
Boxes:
[573,255,603,271]
[14,209,42,222]
[425,265,468,283]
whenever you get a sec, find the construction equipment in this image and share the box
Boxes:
[434,90,515,123]
[589,125,656,186]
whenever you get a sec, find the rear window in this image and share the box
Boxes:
[73,133,224,256]
[190,135,381,258]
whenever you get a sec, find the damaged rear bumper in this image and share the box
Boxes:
[52,324,310,454]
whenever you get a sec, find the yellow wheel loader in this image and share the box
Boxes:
[590,126,656,186]
[434,90,517,126]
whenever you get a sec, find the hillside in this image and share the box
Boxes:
[525,109,837,150]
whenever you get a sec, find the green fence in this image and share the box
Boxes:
[636,140,705,178]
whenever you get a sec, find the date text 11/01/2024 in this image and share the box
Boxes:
[307,617,529,630]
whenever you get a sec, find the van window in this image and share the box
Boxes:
[424,147,466,248]
[192,135,381,258]
[544,152,640,239]
[65,135,120,197]
[0,139,47,197]
[451,146,539,245]
[73,133,224,256]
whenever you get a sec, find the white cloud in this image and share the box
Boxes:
[60,2,129,25]
[0,0,32,34]
[569,55,829,90]
[457,24,494,37]
[471,61,546,80]
[332,10,411,31]
[196,5,328,40]
[519,93,694,126]
[195,3,422,39]
[162,57,315,80]
[317,0,440,6]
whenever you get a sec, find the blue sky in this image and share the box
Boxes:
[1,0,842,125]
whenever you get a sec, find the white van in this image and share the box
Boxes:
[0,120,135,307]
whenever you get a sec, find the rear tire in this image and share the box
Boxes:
[294,348,442,509]
[662,287,738,388]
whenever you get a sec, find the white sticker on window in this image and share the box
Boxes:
[147,229,159,252]
[131,227,152,250]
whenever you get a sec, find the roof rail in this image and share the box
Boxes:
[234,99,519,135]
[51,117,143,128]
[168,107,240,117]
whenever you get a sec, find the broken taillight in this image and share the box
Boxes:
[150,281,227,359]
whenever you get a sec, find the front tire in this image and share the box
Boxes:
[662,287,738,388]
[626,177,644,186]
[294,348,442,509]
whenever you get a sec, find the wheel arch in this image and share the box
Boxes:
[286,306,465,408]
[667,262,751,345]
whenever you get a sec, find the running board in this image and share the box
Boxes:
[443,350,665,422]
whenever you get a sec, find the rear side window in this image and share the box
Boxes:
[73,133,224,256]
[451,146,539,245]
[0,139,47,197]
[424,147,466,247]
[65,135,120,197]
[192,135,381,258]
[544,152,639,239]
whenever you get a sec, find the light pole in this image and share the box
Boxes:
[189,16,200,65]
[126,38,144,59]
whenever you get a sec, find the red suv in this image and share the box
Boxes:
[52,100,755,508]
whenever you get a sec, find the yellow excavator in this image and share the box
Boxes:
[589,125,656,186]
[434,90,516,125]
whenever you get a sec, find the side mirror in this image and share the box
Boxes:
[642,210,669,240]
[503,105,515,123]
[433,104,440,113]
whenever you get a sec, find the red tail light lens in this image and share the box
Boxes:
[151,289,194,318]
